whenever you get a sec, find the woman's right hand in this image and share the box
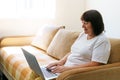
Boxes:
[46,61,62,69]
[46,52,70,70]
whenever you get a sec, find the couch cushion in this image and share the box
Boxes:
[0,36,34,47]
[31,25,65,51]
[47,29,79,59]
[0,46,57,80]
[108,38,120,63]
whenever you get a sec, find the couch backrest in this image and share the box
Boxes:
[108,38,120,64]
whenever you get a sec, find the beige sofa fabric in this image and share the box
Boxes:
[108,38,120,63]
[0,30,120,80]
[31,25,65,51]
[0,36,34,47]
[47,29,79,59]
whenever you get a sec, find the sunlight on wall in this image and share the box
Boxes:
[0,0,56,19]
[0,0,85,37]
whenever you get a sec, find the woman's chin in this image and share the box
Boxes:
[84,31,88,34]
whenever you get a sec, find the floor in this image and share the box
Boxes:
[0,71,8,80]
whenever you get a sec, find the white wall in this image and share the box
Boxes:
[55,0,85,31]
[0,0,85,37]
[86,0,120,38]
[0,19,55,37]
[2,0,119,38]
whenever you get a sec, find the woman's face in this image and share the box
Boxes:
[82,20,94,36]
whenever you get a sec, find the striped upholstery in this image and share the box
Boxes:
[0,46,57,80]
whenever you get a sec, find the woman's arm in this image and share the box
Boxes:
[59,52,71,65]
[50,61,103,73]
[75,61,103,68]
[46,52,71,69]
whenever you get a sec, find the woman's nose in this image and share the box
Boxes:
[82,24,85,28]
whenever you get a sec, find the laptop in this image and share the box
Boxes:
[21,48,58,80]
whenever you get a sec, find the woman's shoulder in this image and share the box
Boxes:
[96,32,110,43]
[94,33,111,48]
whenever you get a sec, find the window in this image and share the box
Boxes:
[0,0,56,19]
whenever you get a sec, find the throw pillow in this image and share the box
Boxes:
[47,29,79,59]
[31,25,65,51]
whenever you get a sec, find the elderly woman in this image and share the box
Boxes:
[47,10,111,73]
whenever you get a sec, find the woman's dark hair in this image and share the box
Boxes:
[81,10,104,36]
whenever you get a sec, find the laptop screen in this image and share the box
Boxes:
[21,48,45,80]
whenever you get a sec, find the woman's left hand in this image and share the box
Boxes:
[51,65,70,73]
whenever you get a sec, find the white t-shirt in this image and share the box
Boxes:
[64,32,111,66]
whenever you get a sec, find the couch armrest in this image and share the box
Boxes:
[57,62,120,80]
[0,36,34,47]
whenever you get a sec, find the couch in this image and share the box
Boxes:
[0,25,120,80]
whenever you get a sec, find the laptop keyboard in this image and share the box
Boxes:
[41,67,57,78]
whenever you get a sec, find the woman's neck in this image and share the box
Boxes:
[87,34,96,40]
